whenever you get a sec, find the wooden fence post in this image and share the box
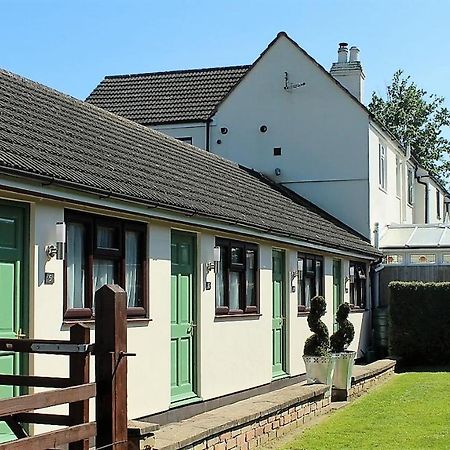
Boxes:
[95,284,128,450]
[69,323,90,450]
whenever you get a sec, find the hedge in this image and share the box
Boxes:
[389,281,450,365]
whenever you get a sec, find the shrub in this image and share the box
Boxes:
[389,281,450,365]
[330,303,355,353]
[304,296,330,357]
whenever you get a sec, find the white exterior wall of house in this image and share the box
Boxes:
[0,186,373,429]
[368,125,414,240]
[207,35,371,239]
[153,122,207,148]
[414,177,447,224]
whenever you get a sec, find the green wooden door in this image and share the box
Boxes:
[272,249,286,379]
[0,203,26,442]
[333,260,342,333]
[170,231,197,404]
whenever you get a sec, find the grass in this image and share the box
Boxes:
[279,372,450,450]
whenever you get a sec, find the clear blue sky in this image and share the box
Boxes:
[2,0,450,108]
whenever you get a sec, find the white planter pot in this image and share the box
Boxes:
[303,355,337,396]
[332,351,356,390]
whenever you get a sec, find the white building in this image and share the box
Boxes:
[0,68,379,438]
[87,32,449,244]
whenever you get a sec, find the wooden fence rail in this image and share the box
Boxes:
[0,284,128,450]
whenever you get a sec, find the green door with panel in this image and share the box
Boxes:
[333,259,342,333]
[170,231,197,404]
[0,203,26,443]
[272,249,287,379]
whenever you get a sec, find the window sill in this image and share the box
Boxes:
[214,313,262,321]
[297,309,310,317]
[63,317,152,326]
[349,307,367,313]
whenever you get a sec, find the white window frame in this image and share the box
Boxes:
[379,143,387,190]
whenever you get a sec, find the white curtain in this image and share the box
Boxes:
[228,272,240,310]
[215,247,225,307]
[125,231,139,306]
[93,225,116,303]
[67,223,85,308]
[93,259,116,304]
[245,250,255,307]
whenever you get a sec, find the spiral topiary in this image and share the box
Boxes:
[303,296,330,357]
[330,303,355,353]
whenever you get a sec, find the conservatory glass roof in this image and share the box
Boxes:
[380,224,450,249]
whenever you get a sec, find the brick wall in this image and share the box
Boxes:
[348,366,395,400]
[185,396,330,450]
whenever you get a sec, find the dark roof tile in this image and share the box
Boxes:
[0,68,379,257]
[86,66,250,124]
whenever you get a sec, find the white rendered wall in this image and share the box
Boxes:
[0,191,373,427]
[209,35,371,238]
[152,122,207,149]
[368,126,412,241]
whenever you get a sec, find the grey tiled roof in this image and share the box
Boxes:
[0,69,379,257]
[86,66,250,125]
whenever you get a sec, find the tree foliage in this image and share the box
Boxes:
[369,70,450,180]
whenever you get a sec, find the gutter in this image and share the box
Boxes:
[0,169,380,260]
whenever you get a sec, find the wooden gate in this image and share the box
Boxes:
[0,284,130,450]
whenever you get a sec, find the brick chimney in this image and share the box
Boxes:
[330,42,365,103]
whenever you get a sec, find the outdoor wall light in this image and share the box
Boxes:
[290,259,303,292]
[344,266,355,293]
[205,246,221,274]
[45,221,66,261]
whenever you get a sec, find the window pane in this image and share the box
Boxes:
[229,271,241,310]
[411,254,436,264]
[97,225,118,249]
[215,247,226,308]
[93,259,117,301]
[245,250,256,307]
[306,258,313,272]
[304,277,313,308]
[315,260,322,295]
[384,254,404,264]
[231,246,244,265]
[125,231,142,307]
[67,223,86,309]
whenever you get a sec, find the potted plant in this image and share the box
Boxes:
[330,303,356,391]
[303,296,336,392]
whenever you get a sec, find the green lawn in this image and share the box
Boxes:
[281,372,450,450]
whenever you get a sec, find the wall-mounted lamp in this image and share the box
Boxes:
[344,266,355,293]
[45,221,66,261]
[205,246,221,274]
[290,259,303,293]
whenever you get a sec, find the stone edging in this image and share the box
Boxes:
[153,384,329,450]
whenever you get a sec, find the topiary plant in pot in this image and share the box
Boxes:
[303,296,336,392]
[330,303,356,391]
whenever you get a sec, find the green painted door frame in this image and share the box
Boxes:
[333,259,342,333]
[0,200,29,442]
[170,231,197,404]
[272,249,287,379]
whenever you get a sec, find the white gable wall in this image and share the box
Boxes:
[209,35,371,238]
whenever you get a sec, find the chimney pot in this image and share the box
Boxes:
[349,46,360,62]
[337,42,348,63]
